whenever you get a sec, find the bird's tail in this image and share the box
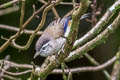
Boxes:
[80,13,91,20]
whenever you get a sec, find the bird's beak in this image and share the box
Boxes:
[34,52,39,59]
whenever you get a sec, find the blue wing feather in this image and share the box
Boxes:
[64,17,70,33]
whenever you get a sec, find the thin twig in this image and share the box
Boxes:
[38,0,75,5]
[0,0,19,9]
[91,0,97,26]
[0,55,10,79]
[84,53,111,79]
[53,56,116,73]
[72,0,76,10]
[1,69,32,76]
[64,9,74,17]
[111,48,120,80]
[18,55,115,74]
[0,60,33,69]
[22,4,48,29]
[0,6,19,16]
[3,74,21,80]
[39,0,59,18]
[59,2,74,5]
[0,24,42,35]
[19,0,25,32]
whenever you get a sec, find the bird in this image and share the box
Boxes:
[34,13,90,58]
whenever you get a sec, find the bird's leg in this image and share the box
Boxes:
[55,45,65,64]
[61,44,65,54]
[60,35,71,53]
[55,35,71,64]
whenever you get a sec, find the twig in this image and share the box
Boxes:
[1,36,8,41]
[0,6,19,16]
[111,48,120,80]
[53,56,116,73]
[84,53,111,79]
[64,9,74,17]
[91,0,97,26]
[0,60,33,69]
[3,74,21,80]
[0,24,42,35]
[72,0,76,10]
[52,7,60,19]
[19,0,25,32]
[22,3,48,29]
[61,63,67,80]
[1,69,32,76]
[0,0,19,9]
[39,0,59,18]
[0,55,10,79]
[38,0,75,5]
[59,2,74,5]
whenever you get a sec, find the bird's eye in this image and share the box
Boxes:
[41,42,52,51]
[42,46,46,50]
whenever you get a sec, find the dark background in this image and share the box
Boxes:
[0,0,120,80]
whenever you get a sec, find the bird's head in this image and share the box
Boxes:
[34,37,66,58]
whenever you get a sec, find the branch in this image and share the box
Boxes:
[0,55,10,79]
[64,9,74,17]
[38,0,76,6]
[3,74,21,80]
[111,47,120,80]
[72,0,76,10]
[53,55,116,73]
[39,0,59,18]
[0,60,33,69]
[0,24,42,35]
[84,53,111,79]
[0,0,19,9]
[0,6,19,16]
[1,69,32,76]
